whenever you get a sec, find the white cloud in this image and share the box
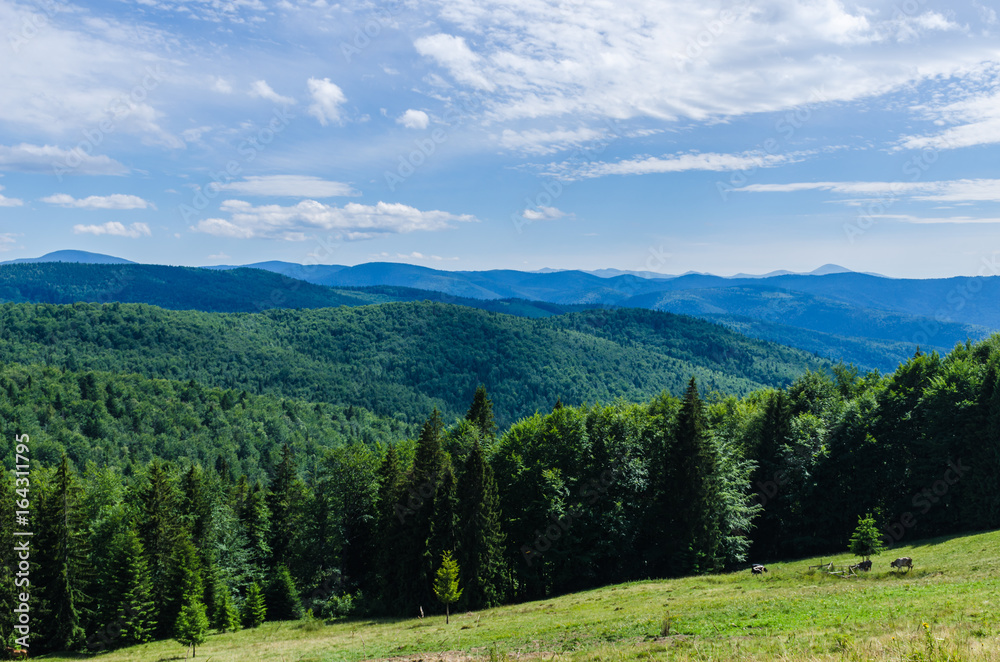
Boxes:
[397,109,430,130]
[73,222,152,238]
[560,150,805,180]
[212,77,234,94]
[42,193,153,209]
[0,185,23,207]
[898,86,1000,151]
[250,80,297,105]
[307,78,347,126]
[0,234,18,251]
[737,179,1000,203]
[521,206,568,221]
[499,127,604,156]
[414,33,495,91]
[410,0,989,125]
[191,199,477,240]
[871,214,1000,224]
[213,175,358,197]
[0,144,128,176]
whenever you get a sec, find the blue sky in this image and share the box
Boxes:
[1,0,999,277]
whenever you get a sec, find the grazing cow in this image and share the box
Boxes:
[890,557,913,572]
[6,648,27,660]
[751,564,767,575]
[856,559,872,572]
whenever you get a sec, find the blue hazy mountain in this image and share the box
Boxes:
[0,249,136,265]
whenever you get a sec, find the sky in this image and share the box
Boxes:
[1,0,999,278]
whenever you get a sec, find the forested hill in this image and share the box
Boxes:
[0,301,831,426]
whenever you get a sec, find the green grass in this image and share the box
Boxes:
[41,529,1000,661]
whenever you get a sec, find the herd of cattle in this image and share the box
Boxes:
[750,556,913,576]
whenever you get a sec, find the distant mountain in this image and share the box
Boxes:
[1,249,135,265]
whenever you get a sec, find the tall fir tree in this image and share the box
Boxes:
[374,445,407,613]
[465,385,498,440]
[266,445,305,570]
[35,455,89,652]
[112,527,157,647]
[137,460,186,640]
[456,441,510,610]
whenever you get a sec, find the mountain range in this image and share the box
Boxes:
[1,250,996,374]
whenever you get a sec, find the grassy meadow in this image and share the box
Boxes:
[40,529,1000,662]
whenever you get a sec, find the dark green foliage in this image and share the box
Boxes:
[0,301,831,427]
[456,441,510,609]
[264,565,303,621]
[241,582,266,628]
[466,385,497,439]
[34,455,88,652]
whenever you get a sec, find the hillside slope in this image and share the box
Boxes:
[0,301,831,425]
[42,528,1000,662]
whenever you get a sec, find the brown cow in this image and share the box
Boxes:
[890,557,913,572]
[5,648,27,660]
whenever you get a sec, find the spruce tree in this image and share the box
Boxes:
[241,582,267,628]
[848,513,885,560]
[432,551,463,624]
[264,565,303,621]
[114,528,157,646]
[465,385,497,439]
[456,441,510,609]
[138,460,186,639]
[399,409,447,614]
[266,444,304,569]
[35,455,89,652]
[374,446,407,612]
[174,599,209,658]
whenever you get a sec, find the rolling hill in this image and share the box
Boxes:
[0,300,832,426]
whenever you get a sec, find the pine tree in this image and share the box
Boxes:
[264,565,303,621]
[35,455,89,652]
[174,599,209,658]
[432,551,463,624]
[241,582,267,628]
[456,441,510,609]
[212,588,240,633]
[848,512,885,560]
[465,385,497,439]
[429,461,459,568]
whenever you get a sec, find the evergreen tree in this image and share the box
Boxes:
[266,444,305,569]
[432,551,463,624]
[212,589,240,633]
[264,565,303,621]
[35,455,89,652]
[398,409,447,614]
[848,512,885,560]
[113,528,157,647]
[374,445,407,612]
[174,599,209,658]
[456,441,510,609]
[465,385,497,439]
[241,582,267,628]
[138,460,186,639]
[429,461,459,569]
